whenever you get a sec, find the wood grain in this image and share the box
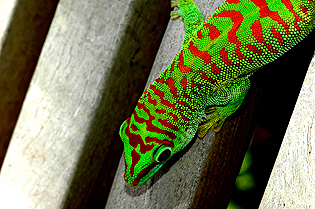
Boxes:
[259,52,315,208]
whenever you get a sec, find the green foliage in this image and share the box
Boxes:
[227,200,245,209]
[235,149,256,191]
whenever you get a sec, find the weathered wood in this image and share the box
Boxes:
[0,0,59,169]
[191,87,261,209]
[0,0,170,208]
[105,0,258,208]
[259,52,315,208]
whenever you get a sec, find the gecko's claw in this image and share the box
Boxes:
[170,0,182,20]
[197,108,227,138]
[171,11,183,20]
[171,0,181,8]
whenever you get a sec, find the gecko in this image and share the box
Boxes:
[119,0,315,186]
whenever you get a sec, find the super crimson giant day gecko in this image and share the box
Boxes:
[119,0,315,186]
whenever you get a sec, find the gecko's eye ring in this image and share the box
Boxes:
[158,149,171,162]
[153,146,172,163]
[119,119,128,139]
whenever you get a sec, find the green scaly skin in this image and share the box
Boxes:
[120,0,315,186]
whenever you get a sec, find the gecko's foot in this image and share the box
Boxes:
[170,0,187,20]
[197,76,251,137]
[170,0,204,46]
[170,0,181,8]
[198,107,229,138]
[170,0,203,22]
[170,11,183,20]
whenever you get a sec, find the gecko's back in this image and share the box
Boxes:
[177,0,314,91]
[120,0,314,186]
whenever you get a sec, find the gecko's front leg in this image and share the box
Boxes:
[171,0,205,47]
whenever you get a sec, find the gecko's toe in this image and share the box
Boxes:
[170,11,181,20]
[171,0,181,8]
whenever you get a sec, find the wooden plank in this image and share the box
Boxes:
[105,0,258,208]
[0,0,59,169]
[0,0,170,208]
[191,87,261,209]
[259,52,315,208]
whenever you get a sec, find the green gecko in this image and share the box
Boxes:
[119,0,315,186]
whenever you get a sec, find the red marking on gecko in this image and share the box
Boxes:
[191,80,201,88]
[166,77,178,98]
[235,47,246,60]
[168,112,179,121]
[130,149,140,177]
[135,102,177,140]
[199,70,215,83]
[271,27,284,45]
[214,11,243,47]
[155,109,166,114]
[130,124,138,132]
[132,106,173,140]
[158,119,179,131]
[179,112,191,121]
[188,41,211,64]
[178,52,192,73]
[124,117,154,178]
[281,0,304,30]
[226,0,240,3]
[211,63,221,75]
[181,77,187,90]
[251,20,264,42]
[156,77,165,83]
[125,117,154,153]
[197,30,203,39]
[220,48,234,66]
[204,24,221,40]
[170,61,176,73]
[178,101,193,113]
[183,93,192,99]
[150,86,179,111]
[300,6,308,15]
[148,92,157,106]
[251,0,289,34]
[251,20,278,53]
[145,137,174,148]
[246,44,262,55]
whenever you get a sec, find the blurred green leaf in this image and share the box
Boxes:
[239,150,253,174]
[235,173,256,191]
[227,200,244,209]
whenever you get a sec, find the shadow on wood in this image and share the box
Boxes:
[191,87,262,209]
[0,0,59,170]
[61,1,171,208]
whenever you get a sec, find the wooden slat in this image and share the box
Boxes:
[191,87,261,209]
[0,0,170,208]
[259,52,315,208]
[105,0,258,208]
[0,0,59,170]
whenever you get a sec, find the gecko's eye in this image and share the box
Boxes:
[153,146,172,163]
[119,119,128,139]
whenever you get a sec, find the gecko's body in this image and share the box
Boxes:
[120,0,314,186]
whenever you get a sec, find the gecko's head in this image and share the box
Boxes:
[118,92,199,187]
[119,113,176,186]
[119,87,200,186]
